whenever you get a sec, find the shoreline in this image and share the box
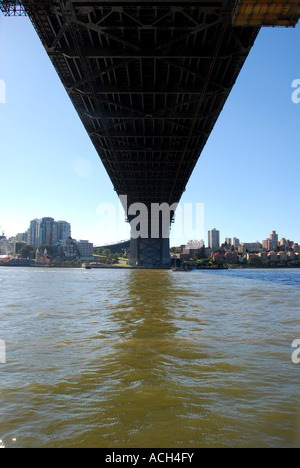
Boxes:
[0,264,299,270]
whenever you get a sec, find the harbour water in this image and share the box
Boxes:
[0,267,300,448]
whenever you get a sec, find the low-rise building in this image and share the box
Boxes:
[268,251,278,262]
[288,251,296,261]
[258,251,268,261]
[211,252,225,262]
[277,251,287,262]
[239,242,262,253]
[224,251,238,264]
[76,240,94,259]
[205,248,213,258]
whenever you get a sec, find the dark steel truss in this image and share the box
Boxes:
[0,0,26,15]
[19,0,259,211]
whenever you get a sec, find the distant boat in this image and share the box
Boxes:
[82,262,92,269]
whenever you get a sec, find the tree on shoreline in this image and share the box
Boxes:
[36,244,54,257]
[19,245,35,259]
[248,255,263,267]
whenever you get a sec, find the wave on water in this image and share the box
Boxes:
[195,268,300,287]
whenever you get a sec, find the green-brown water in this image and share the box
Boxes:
[0,267,300,448]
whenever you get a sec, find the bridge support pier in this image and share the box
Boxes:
[128,237,171,269]
[127,209,172,268]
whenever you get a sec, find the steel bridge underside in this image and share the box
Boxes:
[6,0,298,266]
[20,1,259,211]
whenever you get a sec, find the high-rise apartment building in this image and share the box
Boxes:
[57,221,71,243]
[267,230,278,251]
[29,218,71,247]
[232,237,240,248]
[270,230,278,242]
[225,238,232,246]
[261,231,279,251]
[40,218,55,245]
[208,228,220,250]
[29,219,41,247]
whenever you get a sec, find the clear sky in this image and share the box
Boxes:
[0,15,299,247]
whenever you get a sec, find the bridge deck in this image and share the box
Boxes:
[15,0,260,211]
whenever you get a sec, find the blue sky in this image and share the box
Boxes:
[0,15,299,246]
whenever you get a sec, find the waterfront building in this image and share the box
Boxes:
[208,228,220,250]
[224,251,238,263]
[76,240,94,259]
[15,232,28,243]
[270,230,278,242]
[57,221,71,243]
[225,238,232,247]
[258,251,268,261]
[232,237,240,249]
[29,217,72,247]
[29,219,41,247]
[0,236,11,256]
[288,251,296,261]
[262,231,279,252]
[52,222,58,246]
[205,247,213,258]
[277,251,287,262]
[268,230,278,251]
[239,242,262,253]
[186,239,204,249]
[35,248,51,265]
[212,251,225,262]
[293,243,300,253]
[39,218,55,245]
[13,241,27,255]
[268,251,278,262]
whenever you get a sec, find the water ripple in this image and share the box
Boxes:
[0,267,299,448]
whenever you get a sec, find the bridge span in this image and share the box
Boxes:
[1,1,300,267]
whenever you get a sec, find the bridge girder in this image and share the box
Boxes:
[17,0,259,210]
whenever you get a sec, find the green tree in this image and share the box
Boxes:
[102,249,111,257]
[38,244,54,257]
[19,245,35,259]
[196,258,211,266]
[248,255,263,267]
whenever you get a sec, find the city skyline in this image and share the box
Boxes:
[183,228,299,251]
[0,214,94,259]
[0,17,299,245]
[2,215,299,252]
